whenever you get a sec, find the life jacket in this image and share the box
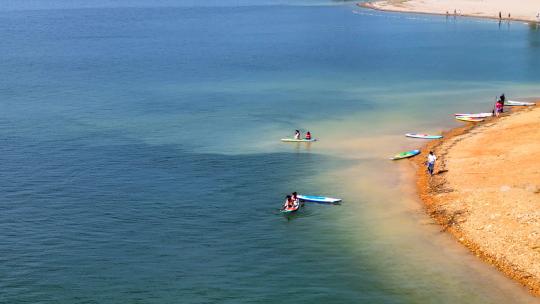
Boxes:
[305,133,311,139]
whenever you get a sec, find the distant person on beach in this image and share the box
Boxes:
[427,151,437,176]
[294,130,301,140]
[305,131,311,140]
[500,93,506,112]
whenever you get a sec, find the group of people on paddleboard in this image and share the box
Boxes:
[294,130,312,140]
[283,192,300,210]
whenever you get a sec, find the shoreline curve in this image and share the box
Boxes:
[412,102,540,294]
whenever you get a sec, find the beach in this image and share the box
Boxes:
[361,0,540,23]
[415,103,540,294]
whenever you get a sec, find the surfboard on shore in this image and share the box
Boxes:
[454,113,493,118]
[456,116,485,122]
[405,133,443,139]
[506,100,535,106]
[390,149,420,160]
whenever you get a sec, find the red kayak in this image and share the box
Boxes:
[281,200,300,214]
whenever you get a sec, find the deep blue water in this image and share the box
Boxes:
[1,1,540,303]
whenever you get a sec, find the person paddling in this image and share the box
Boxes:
[294,130,301,140]
[427,151,437,176]
[283,195,294,209]
[305,131,311,140]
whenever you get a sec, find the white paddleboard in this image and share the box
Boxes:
[456,116,484,122]
[454,113,493,118]
[405,133,443,139]
[281,138,317,142]
[506,100,535,106]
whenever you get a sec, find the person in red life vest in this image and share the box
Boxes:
[305,131,311,140]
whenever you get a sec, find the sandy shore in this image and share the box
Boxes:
[360,0,540,23]
[413,102,540,294]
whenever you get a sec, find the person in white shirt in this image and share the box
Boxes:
[427,151,437,176]
[294,130,301,140]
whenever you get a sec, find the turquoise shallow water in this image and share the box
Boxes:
[1,1,540,303]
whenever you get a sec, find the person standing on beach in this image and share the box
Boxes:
[495,100,503,117]
[427,151,436,176]
[500,93,506,112]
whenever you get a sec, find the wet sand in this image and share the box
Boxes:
[360,0,540,23]
[413,102,540,294]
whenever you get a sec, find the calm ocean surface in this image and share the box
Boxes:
[1,1,540,303]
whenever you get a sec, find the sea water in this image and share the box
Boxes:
[1,1,540,303]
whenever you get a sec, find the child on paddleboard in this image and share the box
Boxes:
[305,131,311,140]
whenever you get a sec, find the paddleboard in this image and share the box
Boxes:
[506,100,535,106]
[281,138,317,142]
[455,116,484,122]
[391,149,420,160]
[454,113,493,118]
[297,195,341,203]
[405,133,443,139]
